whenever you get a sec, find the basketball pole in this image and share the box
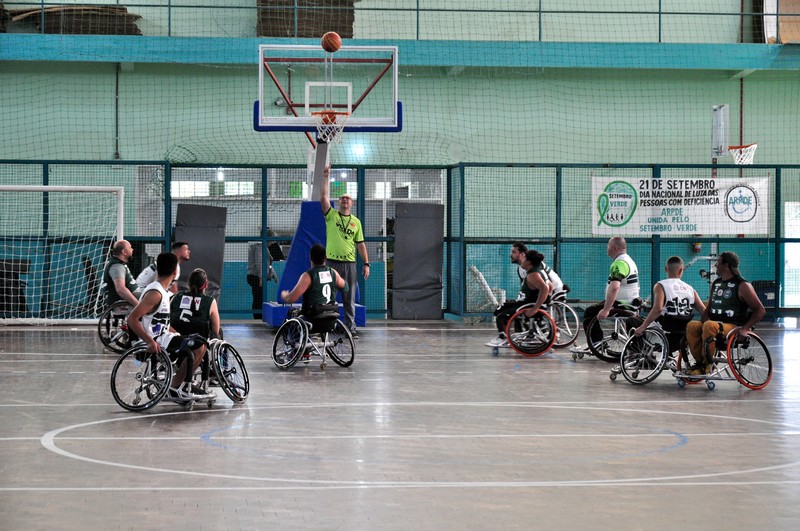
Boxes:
[309,141,330,199]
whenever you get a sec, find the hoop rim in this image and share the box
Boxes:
[310,110,351,117]
[728,143,758,150]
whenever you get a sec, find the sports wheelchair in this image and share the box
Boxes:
[98,300,134,353]
[272,306,355,370]
[672,323,772,390]
[609,322,688,385]
[572,300,642,362]
[549,288,580,348]
[503,304,557,357]
[110,334,249,412]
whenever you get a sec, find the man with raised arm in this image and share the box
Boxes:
[320,166,369,338]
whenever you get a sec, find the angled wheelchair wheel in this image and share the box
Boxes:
[326,319,355,367]
[110,346,172,412]
[619,328,668,385]
[587,315,631,363]
[98,301,134,353]
[272,318,307,369]
[550,301,580,348]
[505,307,557,357]
[727,332,772,390]
[212,341,250,402]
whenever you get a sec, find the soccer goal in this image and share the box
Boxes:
[465,265,505,324]
[0,186,124,325]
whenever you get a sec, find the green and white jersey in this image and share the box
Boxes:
[607,253,640,303]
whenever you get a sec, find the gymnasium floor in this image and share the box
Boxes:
[1,320,799,530]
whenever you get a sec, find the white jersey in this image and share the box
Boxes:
[136,263,180,290]
[139,281,177,349]
[517,264,527,281]
[657,278,695,318]
[541,262,564,294]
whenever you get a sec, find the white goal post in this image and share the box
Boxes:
[0,186,124,324]
[467,265,505,312]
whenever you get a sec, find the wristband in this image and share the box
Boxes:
[364,262,370,266]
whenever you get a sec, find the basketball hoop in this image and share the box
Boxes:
[311,110,350,144]
[728,143,758,165]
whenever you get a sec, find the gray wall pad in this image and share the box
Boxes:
[174,203,227,300]
[391,202,444,319]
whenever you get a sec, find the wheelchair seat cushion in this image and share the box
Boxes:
[306,315,339,334]
[303,302,340,333]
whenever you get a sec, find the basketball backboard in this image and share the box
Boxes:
[712,104,729,158]
[254,44,402,134]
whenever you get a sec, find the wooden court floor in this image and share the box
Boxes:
[1,321,800,530]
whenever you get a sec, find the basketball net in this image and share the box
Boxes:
[311,110,349,144]
[312,53,350,144]
[728,143,758,165]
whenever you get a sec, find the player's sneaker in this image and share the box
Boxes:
[485,335,507,348]
[688,362,710,376]
[191,384,216,399]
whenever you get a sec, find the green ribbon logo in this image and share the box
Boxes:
[597,193,609,226]
[597,181,637,227]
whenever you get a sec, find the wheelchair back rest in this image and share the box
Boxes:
[172,320,210,340]
[663,329,686,353]
[659,315,692,353]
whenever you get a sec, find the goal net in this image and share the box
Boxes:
[0,186,124,325]
[465,265,505,324]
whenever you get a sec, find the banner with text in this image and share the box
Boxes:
[592,177,769,235]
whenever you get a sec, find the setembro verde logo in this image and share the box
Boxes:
[597,180,638,227]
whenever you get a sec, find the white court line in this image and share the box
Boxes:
[20,430,800,443]
[0,398,800,412]
[38,402,800,488]
[7,480,800,492]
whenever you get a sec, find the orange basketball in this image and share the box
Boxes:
[320,31,342,53]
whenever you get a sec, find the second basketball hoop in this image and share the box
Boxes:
[728,143,758,165]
